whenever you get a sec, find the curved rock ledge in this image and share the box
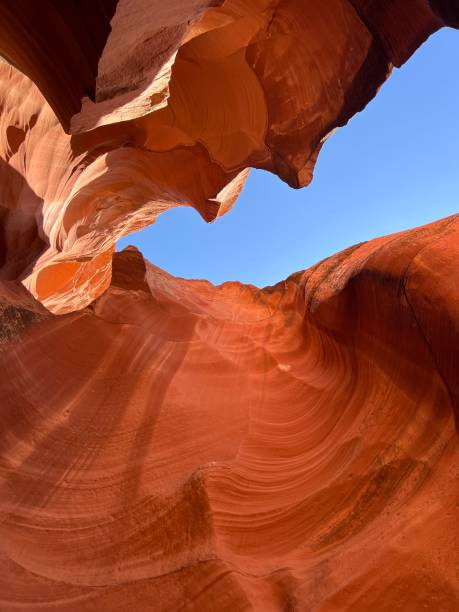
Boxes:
[0,2,458,610]
[0,0,458,312]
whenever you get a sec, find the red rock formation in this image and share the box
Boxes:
[0,1,458,610]
[0,0,458,313]
[1,218,458,610]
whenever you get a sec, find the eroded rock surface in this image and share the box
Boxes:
[0,1,458,610]
[1,217,458,611]
[0,0,458,312]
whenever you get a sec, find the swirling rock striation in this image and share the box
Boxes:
[1,217,458,610]
[0,1,458,611]
[0,0,458,312]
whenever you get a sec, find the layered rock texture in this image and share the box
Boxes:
[0,1,458,610]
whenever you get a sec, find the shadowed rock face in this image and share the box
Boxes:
[0,2,458,611]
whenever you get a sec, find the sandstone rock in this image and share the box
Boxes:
[0,0,457,312]
[1,217,458,610]
[0,2,458,610]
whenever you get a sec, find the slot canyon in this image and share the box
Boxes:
[0,1,458,610]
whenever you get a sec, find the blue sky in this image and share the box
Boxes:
[118,28,459,287]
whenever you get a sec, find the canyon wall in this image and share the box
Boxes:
[0,1,458,610]
[0,0,457,313]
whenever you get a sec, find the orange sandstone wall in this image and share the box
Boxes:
[0,1,458,610]
[1,218,458,610]
[0,0,457,313]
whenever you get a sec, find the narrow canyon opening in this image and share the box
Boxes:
[117,28,458,288]
[0,2,458,611]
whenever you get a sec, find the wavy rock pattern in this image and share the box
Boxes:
[0,1,458,611]
[1,219,458,610]
[0,0,457,312]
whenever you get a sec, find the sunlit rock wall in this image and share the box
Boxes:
[0,1,458,610]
